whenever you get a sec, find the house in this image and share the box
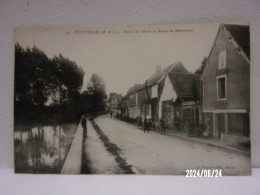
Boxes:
[202,24,250,144]
[120,96,130,118]
[159,72,200,131]
[126,84,143,119]
[137,87,152,119]
[137,61,189,121]
[109,93,118,110]
[108,93,123,114]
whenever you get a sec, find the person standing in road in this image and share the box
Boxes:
[81,117,87,138]
[137,116,142,129]
[143,117,148,133]
[159,117,165,134]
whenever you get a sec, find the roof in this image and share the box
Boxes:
[202,23,250,77]
[126,84,143,95]
[144,61,188,88]
[125,61,188,97]
[168,72,199,99]
[136,61,189,93]
[223,24,250,59]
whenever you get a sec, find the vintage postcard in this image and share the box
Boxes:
[14,23,251,175]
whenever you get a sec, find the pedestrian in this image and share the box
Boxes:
[110,111,113,118]
[159,118,165,134]
[81,117,87,138]
[137,116,142,129]
[143,117,148,133]
[147,118,151,133]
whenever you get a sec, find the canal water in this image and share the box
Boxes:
[14,123,77,173]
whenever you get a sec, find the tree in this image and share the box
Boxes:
[15,44,50,106]
[193,57,207,105]
[191,79,200,104]
[86,74,107,112]
[15,43,85,123]
[195,57,208,75]
[50,54,84,106]
[87,74,106,94]
[15,44,85,107]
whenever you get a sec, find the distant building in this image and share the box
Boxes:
[108,93,123,114]
[202,24,250,144]
[121,61,189,123]
[120,96,130,118]
[126,84,143,119]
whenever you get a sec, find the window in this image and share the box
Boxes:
[218,49,226,69]
[228,113,249,136]
[217,75,227,100]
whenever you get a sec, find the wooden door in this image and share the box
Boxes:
[217,114,225,138]
[162,101,174,129]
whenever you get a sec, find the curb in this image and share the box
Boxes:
[167,132,250,157]
[61,119,83,174]
[114,116,250,157]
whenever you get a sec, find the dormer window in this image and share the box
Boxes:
[218,49,226,69]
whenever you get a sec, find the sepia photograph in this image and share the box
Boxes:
[14,23,251,175]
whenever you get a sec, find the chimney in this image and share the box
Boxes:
[156,65,161,73]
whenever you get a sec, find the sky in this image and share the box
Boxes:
[15,23,219,95]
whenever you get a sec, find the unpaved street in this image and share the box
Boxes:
[88,114,251,175]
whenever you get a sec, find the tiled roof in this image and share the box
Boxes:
[125,61,188,97]
[139,61,188,90]
[144,61,188,89]
[224,24,250,59]
[126,84,143,95]
[168,72,199,98]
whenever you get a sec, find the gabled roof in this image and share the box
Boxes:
[208,24,250,63]
[223,24,250,59]
[138,61,188,91]
[168,72,199,99]
[125,61,188,97]
[202,23,250,77]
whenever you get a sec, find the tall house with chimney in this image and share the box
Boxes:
[121,61,188,121]
[137,61,188,121]
[202,24,250,144]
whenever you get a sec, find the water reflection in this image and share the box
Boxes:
[14,123,77,173]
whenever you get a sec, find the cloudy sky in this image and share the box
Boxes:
[15,23,219,95]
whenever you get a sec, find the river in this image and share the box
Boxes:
[14,123,77,173]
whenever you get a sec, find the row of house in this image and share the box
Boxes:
[119,24,250,145]
[106,92,123,114]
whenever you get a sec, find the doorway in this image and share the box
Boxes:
[217,113,225,138]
